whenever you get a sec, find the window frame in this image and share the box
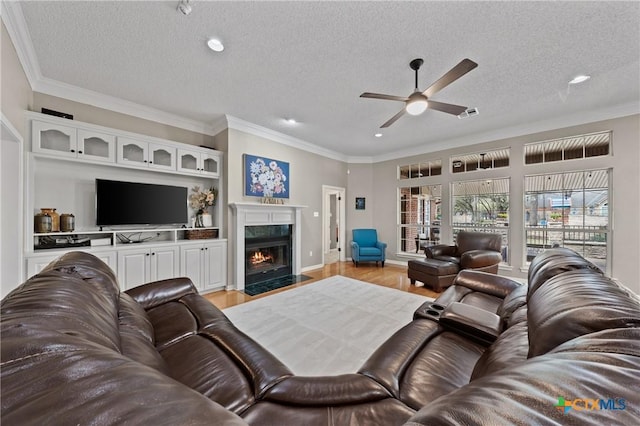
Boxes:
[450,177,511,265]
[397,184,442,255]
[522,168,611,273]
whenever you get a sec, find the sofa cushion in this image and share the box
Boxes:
[360,246,383,256]
[405,328,640,426]
[496,284,528,328]
[469,322,528,381]
[527,270,640,358]
[118,293,168,374]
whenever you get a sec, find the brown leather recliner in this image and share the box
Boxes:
[425,230,502,274]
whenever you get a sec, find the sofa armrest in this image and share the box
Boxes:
[452,269,522,298]
[425,244,456,258]
[263,374,390,406]
[439,302,502,345]
[460,250,502,269]
[126,277,197,310]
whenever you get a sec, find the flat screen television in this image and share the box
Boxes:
[96,179,188,226]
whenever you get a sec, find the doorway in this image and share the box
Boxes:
[322,185,346,264]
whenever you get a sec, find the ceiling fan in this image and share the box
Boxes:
[360,58,478,128]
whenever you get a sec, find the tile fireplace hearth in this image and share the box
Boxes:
[229,203,305,291]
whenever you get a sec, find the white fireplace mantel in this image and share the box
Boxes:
[229,202,306,291]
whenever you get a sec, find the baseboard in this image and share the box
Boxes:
[302,263,324,273]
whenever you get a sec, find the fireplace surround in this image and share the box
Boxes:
[229,203,305,291]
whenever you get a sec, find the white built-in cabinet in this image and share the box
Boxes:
[24,111,226,293]
[180,241,227,292]
[117,137,177,171]
[117,246,179,290]
[32,121,116,163]
[177,148,220,177]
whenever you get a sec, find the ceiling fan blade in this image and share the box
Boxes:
[381,108,407,128]
[360,92,409,102]
[423,59,478,98]
[427,100,468,115]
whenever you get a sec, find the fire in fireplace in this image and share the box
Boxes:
[245,225,292,286]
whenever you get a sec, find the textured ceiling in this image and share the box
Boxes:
[15,1,640,159]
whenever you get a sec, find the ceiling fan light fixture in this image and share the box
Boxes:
[405,93,428,115]
[207,38,224,52]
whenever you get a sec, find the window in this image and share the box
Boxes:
[399,160,442,179]
[451,148,510,174]
[524,169,610,272]
[524,131,611,164]
[399,185,441,254]
[452,178,510,263]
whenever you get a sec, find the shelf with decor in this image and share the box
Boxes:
[24,111,227,292]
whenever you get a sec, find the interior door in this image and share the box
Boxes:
[323,186,346,264]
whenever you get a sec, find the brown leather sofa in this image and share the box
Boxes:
[2,249,639,425]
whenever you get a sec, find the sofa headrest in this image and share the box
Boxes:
[456,231,501,254]
[1,251,122,353]
[40,251,120,301]
[527,270,640,358]
[527,249,602,301]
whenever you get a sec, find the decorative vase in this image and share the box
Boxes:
[194,211,204,228]
[40,208,60,232]
[201,212,213,227]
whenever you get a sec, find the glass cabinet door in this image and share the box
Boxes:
[32,121,77,158]
[77,129,115,162]
[201,153,220,177]
[117,137,148,166]
[177,149,200,173]
[149,143,176,170]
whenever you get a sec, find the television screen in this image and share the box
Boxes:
[96,179,188,226]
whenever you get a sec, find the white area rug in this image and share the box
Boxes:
[223,276,431,376]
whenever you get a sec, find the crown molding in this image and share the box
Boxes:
[1,1,41,88]
[225,115,348,162]
[370,101,640,163]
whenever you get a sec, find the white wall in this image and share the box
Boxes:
[1,118,24,297]
[224,128,348,270]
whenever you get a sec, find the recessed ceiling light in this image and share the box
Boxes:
[285,118,297,124]
[374,133,382,138]
[207,38,224,52]
[569,75,590,85]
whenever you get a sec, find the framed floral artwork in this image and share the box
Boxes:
[244,154,290,198]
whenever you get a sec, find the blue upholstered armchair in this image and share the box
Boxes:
[350,229,387,267]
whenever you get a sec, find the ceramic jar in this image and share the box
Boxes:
[34,211,52,233]
[40,208,60,232]
[60,213,75,232]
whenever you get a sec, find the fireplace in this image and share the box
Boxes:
[229,202,305,291]
[245,225,292,285]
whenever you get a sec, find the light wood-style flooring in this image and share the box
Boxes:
[204,261,440,310]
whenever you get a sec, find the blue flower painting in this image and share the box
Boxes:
[244,155,289,198]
